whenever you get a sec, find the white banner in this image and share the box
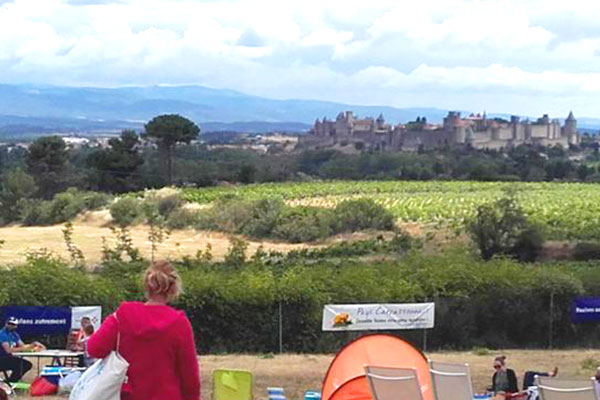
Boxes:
[322,303,435,331]
[71,306,102,331]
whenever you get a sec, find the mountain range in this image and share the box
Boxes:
[0,83,598,137]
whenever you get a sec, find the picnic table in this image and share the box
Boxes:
[13,349,84,371]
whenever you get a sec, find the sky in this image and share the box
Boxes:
[1,0,600,117]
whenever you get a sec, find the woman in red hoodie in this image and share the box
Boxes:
[88,260,200,400]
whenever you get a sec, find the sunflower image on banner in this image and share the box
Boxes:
[333,313,352,327]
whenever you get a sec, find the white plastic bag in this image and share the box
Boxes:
[69,314,129,400]
[59,370,83,394]
[68,352,129,400]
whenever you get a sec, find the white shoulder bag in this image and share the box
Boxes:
[69,314,130,400]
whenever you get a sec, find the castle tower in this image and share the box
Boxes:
[376,113,385,130]
[565,111,578,145]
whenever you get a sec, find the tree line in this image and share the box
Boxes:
[1,113,599,203]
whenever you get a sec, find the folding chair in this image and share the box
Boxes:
[365,366,424,400]
[428,360,474,400]
[212,369,253,400]
[535,376,596,400]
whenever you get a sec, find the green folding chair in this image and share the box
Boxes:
[212,369,253,400]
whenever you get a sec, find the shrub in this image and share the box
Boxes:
[17,198,52,225]
[467,197,545,261]
[239,198,285,238]
[157,194,184,217]
[331,198,395,233]
[273,207,333,242]
[82,191,112,210]
[166,208,203,229]
[110,197,143,227]
[48,190,86,223]
[573,242,600,261]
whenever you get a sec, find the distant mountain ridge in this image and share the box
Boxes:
[0,83,598,136]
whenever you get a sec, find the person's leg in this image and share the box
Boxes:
[7,358,32,382]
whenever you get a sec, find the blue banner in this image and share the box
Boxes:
[572,298,600,323]
[0,306,72,336]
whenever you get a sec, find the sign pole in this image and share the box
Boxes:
[423,329,428,352]
[549,292,554,350]
[278,300,283,354]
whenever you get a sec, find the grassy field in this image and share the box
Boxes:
[17,349,600,399]
[182,180,600,240]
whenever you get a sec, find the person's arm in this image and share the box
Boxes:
[508,369,519,393]
[176,317,201,400]
[2,341,34,354]
[87,314,118,359]
[490,372,497,392]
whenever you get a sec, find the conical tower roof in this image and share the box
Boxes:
[566,111,576,121]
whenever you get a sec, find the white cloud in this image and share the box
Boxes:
[1,0,600,116]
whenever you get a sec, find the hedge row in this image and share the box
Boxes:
[1,249,599,352]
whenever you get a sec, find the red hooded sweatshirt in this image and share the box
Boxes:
[88,302,200,400]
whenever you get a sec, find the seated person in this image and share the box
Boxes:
[491,356,519,394]
[69,316,92,351]
[0,317,45,383]
[78,324,96,367]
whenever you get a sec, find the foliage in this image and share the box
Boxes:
[467,197,545,261]
[86,130,145,193]
[182,180,600,241]
[62,222,85,267]
[1,245,598,352]
[573,242,600,261]
[110,197,143,227]
[25,136,69,198]
[331,198,395,233]
[143,114,200,184]
[0,169,37,223]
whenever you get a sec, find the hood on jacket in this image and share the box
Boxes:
[115,301,185,339]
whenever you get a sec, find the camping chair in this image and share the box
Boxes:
[212,369,253,400]
[428,360,474,400]
[365,366,424,400]
[535,376,596,400]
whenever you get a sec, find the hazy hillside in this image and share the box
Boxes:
[0,83,598,136]
[0,83,448,135]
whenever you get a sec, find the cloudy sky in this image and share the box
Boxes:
[2,0,600,117]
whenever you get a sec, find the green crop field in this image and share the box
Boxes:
[182,181,600,240]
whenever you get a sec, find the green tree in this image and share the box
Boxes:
[467,197,544,261]
[143,115,200,184]
[26,136,69,198]
[0,169,37,223]
[87,130,144,192]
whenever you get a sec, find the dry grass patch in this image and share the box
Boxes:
[16,349,600,400]
[0,224,313,265]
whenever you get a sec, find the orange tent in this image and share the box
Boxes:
[322,334,432,400]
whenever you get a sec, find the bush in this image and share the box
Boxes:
[110,197,143,227]
[467,197,545,261]
[17,198,52,225]
[82,191,112,210]
[331,198,395,233]
[166,208,203,229]
[157,194,184,217]
[47,190,86,223]
[273,207,333,242]
[573,242,600,261]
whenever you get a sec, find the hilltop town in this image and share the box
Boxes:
[298,111,580,151]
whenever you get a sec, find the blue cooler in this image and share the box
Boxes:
[268,387,286,400]
[305,391,322,400]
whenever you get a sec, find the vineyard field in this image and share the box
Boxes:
[182,181,600,239]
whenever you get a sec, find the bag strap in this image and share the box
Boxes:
[113,312,121,354]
